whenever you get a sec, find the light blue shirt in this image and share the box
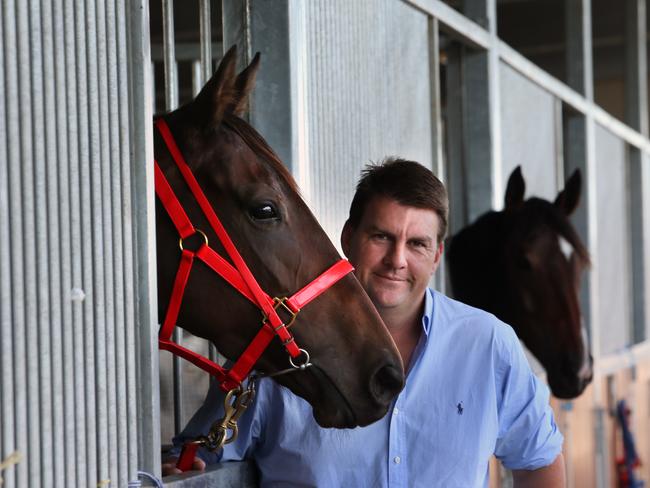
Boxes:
[174,289,563,487]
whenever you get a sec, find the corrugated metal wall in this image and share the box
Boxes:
[301,0,434,243]
[0,1,155,487]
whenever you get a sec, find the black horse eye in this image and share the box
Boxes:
[249,203,279,221]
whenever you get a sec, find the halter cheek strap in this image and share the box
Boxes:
[154,118,353,391]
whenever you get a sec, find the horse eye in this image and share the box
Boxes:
[249,203,279,221]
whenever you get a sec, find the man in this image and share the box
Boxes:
[164,158,565,487]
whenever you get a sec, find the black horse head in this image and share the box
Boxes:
[447,166,592,399]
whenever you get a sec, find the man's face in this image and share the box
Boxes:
[341,196,443,316]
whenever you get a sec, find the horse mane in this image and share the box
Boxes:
[223,113,300,194]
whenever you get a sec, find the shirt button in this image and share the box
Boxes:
[394,456,401,464]
[393,408,399,415]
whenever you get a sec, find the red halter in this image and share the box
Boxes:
[154,118,354,392]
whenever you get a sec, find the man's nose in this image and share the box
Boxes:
[383,242,407,269]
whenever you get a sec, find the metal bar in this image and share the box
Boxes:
[566,0,593,100]
[35,0,58,485]
[192,60,202,97]
[642,153,650,344]
[18,0,41,484]
[486,0,502,211]
[48,0,71,480]
[199,0,212,84]
[628,147,647,344]
[128,0,160,476]
[52,0,78,483]
[73,0,99,484]
[173,328,184,435]
[624,0,648,136]
[429,16,446,293]
[117,0,144,479]
[102,0,126,484]
[0,1,17,486]
[92,0,117,484]
[108,0,133,483]
[64,0,89,483]
[84,0,111,484]
[162,0,178,110]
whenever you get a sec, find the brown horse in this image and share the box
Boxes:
[447,166,592,399]
[155,47,404,428]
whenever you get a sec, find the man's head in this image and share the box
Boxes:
[347,158,448,244]
[341,158,448,319]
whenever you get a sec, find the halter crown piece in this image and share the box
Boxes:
[154,118,353,467]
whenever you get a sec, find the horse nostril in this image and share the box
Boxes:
[370,364,404,405]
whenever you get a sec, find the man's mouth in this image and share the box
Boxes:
[374,273,406,282]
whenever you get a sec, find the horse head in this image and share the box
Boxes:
[448,166,592,399]
[155,47,404,427]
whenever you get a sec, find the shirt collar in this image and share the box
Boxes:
[421,288,434,337]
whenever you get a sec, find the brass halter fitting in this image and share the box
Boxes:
[179,228,208,251]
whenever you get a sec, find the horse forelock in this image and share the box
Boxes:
[519,198,590,267]
[223,114,300,195]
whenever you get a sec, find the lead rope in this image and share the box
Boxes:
[177,352,313,470]
[0,451,22,486]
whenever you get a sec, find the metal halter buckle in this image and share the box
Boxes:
[271,297,298,329]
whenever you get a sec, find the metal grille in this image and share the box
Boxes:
[0,0,154,486]
[150,0,226,452]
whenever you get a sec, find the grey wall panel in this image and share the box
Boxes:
[303,0,433,242]
[595,124,631,355]
[499,62,559,200]
[0,0,153,486]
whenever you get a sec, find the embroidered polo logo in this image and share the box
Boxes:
[457,402,464,415]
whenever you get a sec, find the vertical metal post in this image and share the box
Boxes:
[624,0,648,137]
[199,0,212,83]
[129,0,160,478]
[566,1,604,487]
[162,0,178,111]
[625,0,648,345]
[429,17,446,293]
[173,328,184,435]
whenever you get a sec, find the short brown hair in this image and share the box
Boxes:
[348,158,448,242]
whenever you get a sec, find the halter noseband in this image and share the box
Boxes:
[154,117,353,391]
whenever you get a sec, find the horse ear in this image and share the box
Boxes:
[228,52,261,116]
[194,45,238,127]
[554,169,582,216]
[504,166,525,210]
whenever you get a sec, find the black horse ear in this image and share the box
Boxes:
[228,52,261,116]
[194,45,238,127]
[554,169,582,216]
[504,166,525,210]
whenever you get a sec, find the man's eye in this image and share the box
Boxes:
[249,203,279,221]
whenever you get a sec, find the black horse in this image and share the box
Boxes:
[447,166,592,399]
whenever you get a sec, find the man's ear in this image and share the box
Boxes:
[340,220,353,258]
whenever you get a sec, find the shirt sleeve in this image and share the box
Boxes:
[171,377,264,464]
[493,324,564,470]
